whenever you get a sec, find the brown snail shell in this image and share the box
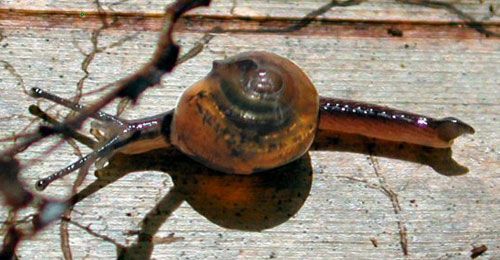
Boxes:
[171,52,319,174]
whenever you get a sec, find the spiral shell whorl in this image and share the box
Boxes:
[171,51,319,174]
[213,55,296,132]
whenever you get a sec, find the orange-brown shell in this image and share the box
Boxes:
[170,52,319,174]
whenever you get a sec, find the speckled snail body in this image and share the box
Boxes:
[171,52,319,174]
[31,51,474,190]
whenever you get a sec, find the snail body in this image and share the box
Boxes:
[171,52,318,174]
[31,51,475,190]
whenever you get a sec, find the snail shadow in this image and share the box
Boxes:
[70,149,313,259]
[69,130,468,259]
[312,130,470,175]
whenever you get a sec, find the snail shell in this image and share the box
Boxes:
[171,51,319,174]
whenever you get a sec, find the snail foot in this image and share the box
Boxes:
[435,117,475,142]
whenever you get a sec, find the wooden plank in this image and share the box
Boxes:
[0,0,499,23]
[0,1,498,259]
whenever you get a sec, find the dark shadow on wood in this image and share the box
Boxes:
[70,149,312,259]
[311,130,469,175]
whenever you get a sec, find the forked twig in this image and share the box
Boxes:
[0,0,211,159]
[0,1,211,257]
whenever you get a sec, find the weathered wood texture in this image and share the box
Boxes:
[0,1,498,259]
[2,0,499,23]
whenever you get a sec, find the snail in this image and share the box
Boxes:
[30,51,475,190]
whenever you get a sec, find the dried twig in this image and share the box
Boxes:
[0,1,211,257]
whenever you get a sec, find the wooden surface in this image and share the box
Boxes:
[0,0,498,259]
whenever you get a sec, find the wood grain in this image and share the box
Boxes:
[0,1,498,259]
[1,0,498,23]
